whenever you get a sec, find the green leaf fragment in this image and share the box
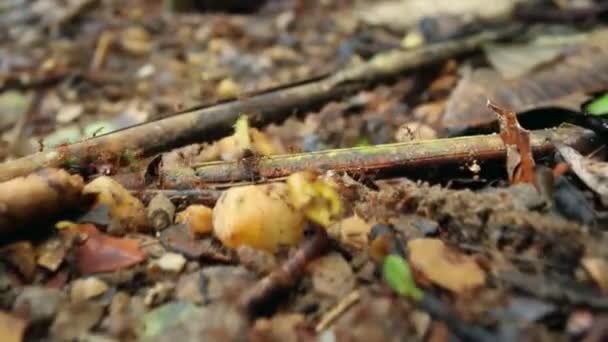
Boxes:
[584,93,608,116]
[383,254,423,301]
[139,301,200,340]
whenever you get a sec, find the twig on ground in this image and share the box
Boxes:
[315,290,361,332]
[0,26,520,182]
[133,189,223,206]
[189,125,597,184]
[239,225,330,317]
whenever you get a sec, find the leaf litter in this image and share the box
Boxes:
[1,0,608,341]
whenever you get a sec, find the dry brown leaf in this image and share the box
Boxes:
[0,310,27,342]
[443,29,608,131]
[75,224,146,274]
[488,101,536,187]
[555,143,608,206]
[408,238,485,294]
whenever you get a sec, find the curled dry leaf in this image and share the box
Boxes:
[213,183,305,252]
[488,101,536,187]
[555,143,608,206]
[408,238,485,294]
[75,224,146,274]
[83,176,148,233]
[0,168,84,236]
[176,205,213,237]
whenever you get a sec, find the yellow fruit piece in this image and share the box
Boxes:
[83,176,148,232]
[408,238,485,294]
[287,171,342,227]
[176,205,213,237]
[213,183,305,253]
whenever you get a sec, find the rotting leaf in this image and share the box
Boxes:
[488,101,536,187]
[408,238,485,294]
[555,143,608,206]
[383,254,423,301]
[75,224,146,274]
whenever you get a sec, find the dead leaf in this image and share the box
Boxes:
[76,224,146,274]
[0,311,27,342]
[443,29,608,131]
[555,143,608,206]
[408,238,485,294]
[483,33,586,80]
[488,101,536,187]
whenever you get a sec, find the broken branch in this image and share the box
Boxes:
[239,225,330,317]
[190,125,597,183]
[0,26,519,182]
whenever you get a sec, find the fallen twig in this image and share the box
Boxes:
[239,225,330,317]
[0,26,520,182]
[133,189,222,206]
[315,290,361,332]
[190,125,597,183]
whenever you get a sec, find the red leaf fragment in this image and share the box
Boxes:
[487,100,537,187]
[76,224,146,274]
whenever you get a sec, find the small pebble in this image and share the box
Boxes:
[71,277,110,303]
[155,253,187,273]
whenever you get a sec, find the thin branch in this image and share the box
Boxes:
[0,26,520,182]
[239,226,330,317]
[190,125,597,183]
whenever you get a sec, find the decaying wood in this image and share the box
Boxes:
[0,26,520,182]
[0,168,85,236]
[191,125,597,184]
[239,226,330,317]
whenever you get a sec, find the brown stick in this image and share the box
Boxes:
[239,226,330,317]
[190,125,597,183]
[0,26,520,182]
